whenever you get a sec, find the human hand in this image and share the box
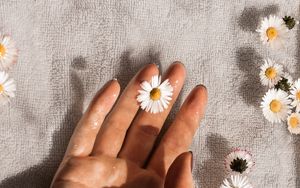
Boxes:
[51,62,207,188]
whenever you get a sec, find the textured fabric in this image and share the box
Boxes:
[0,0,299,187]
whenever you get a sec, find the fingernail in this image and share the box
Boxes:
[196,84,207,90]
[173,61,185,67]
[112,78,118,81]
[189,151,193,172]
[148,62,159,69]
[173,60,181,63]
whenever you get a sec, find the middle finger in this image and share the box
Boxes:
[118,62,186,166]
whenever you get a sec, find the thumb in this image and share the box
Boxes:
[164,151,194,188]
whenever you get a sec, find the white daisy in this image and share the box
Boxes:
[0,71,16,105]
[0,34,18,71]
[137,75,173,114]
[259,59,283,88]
[220,174,253,188]
[256,15,289,49]
[225,148,254,175]
[287,113,300,135]
[261,88,291,123]
[290,79,300,112]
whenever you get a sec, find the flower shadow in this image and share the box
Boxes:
[198,134,230,188]
[235,47,264,106]
[238,4,279,32]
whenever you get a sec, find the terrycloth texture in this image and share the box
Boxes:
[0,0,300,187]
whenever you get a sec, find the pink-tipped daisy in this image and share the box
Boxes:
[225,148,254,175]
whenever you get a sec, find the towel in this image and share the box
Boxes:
[0,0,299,187]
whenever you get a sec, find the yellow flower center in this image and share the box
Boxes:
[150,88,161,101]
[269,100,282,113]
[266,27,278,41]
[265,67,277,79]
[0,84,3,94]
[289,117,299,128]
[0,44,6,57]
[296,91,300,100]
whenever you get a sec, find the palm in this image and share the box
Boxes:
[53,155,162,188]
[51,63,207,188]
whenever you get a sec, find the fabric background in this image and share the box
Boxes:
[0,0,299,187]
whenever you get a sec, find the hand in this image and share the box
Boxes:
[51,62,207,188]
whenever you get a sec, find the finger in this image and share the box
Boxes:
[165,152,194,188]
[92,64,159,157]
[147,85,207,177]
[63,79,120,158]
[118,62,186,166]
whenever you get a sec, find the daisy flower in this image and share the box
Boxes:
[220,174,253,188]
[259,59,283,88]
[287,113,300,135]
[0,34,18,71]
[256,15,289,49]
[261,88,291,123]
[225,148,254,175]
[0,71,16,105]
[290,79,300,112]
[137,75,173,114]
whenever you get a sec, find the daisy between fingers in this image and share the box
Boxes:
[290,78,300,112]
[0,34,18,71]
[259,59,283,88]
[261,88,291,123]
[137,75,173,114]
[220,174,253,188]
[0,71,16,105]
[256,15,288,49]
[287,113,300,135]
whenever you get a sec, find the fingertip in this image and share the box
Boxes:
[169,61,186,78]
[136,63,160,82]
[87,79,121,114]
[180,84,207,123]
[175,151,193,170]
[109,78,121,95]
[194,84,208,103]
[173,60,185,68]
[165,151,194,188]
[186,85,207,107]
[163,61,186,93]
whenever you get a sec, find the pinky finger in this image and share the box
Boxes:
[165,152,194,188]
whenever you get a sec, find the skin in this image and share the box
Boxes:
[51,62,208,188]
